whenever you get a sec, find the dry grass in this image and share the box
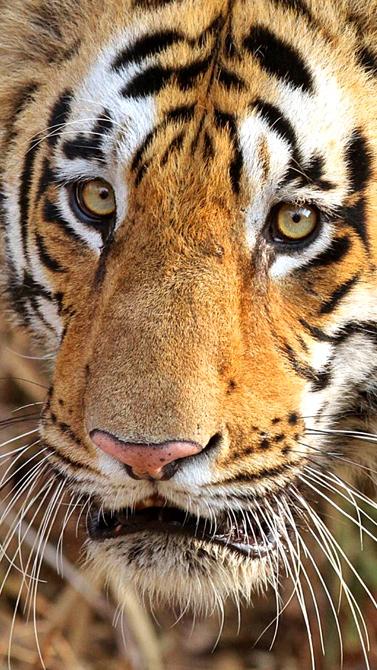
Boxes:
[1,317,377,670]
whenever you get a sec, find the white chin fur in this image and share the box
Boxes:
[86,533,270,615]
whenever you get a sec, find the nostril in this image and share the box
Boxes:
[204,432,223,454]
[90,429,212,480]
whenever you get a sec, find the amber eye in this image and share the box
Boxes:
[272,203,319,243]
[74,179,116,221]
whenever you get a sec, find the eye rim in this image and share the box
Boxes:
[267,201,322,250]
[69,179,116,226]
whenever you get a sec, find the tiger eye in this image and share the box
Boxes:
[274,203,319,242]
[76,179,116,219]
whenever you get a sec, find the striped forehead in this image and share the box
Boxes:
[52,13,358,247]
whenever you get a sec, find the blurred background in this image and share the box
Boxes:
[1,316,377,670]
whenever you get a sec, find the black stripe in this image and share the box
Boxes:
[44,199,85,245]
[122,65,173,98]
[297,154,326,187]
[243,25,314,92]
[341,197,368,249]
[224,30,239,59]
[320,275,359,315]
[135,160,151,186]
[160,130,185,165]
[311,365,332,392]
[22,270,54,302]
[131,129,156,172]
[62,110,113,162]
[122,55,211,98]
[335,321,377,345]
[176,55,212,90]
[299,319,334,342]
[194,13,224,48]
[130,105,195,181]
[217,65,246,90]
[47,91,73,147]
[13,82,40,118]
[165,103,196,123]
[345,129,373,193]
[190,116,206,154]
[358,46,377,75]
[36,158,57,200]
[35,232,66,273]
[19,137,42,254]
[253,99,297,148]
[203,131,215,161]
[112,30,183,70]
[28,296,55,331]
[4,82,40,146]
[214,109,243,194]
[283,343,317,382]
[62,138,104,161]
[304,236,351,269]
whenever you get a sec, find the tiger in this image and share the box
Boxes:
[1,0,377,638]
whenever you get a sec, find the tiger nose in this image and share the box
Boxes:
[90,430,205,480]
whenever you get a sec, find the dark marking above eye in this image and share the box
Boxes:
[112,30,184,70]
[243,25,314,93]
[296,154,335,190]
[345,129,373,193]
[47,90,73,147]
[253,99,297,150]
[272,417,281,425]
[62,110,113,162]
[319,274,359,315]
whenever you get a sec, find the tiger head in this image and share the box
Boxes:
[1,0,376,611]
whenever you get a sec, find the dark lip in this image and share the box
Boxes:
[88,505,277,559]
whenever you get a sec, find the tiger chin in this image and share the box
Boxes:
[1,0,377,625]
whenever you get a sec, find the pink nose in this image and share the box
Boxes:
[90,430,204,480]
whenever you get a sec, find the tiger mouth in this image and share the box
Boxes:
[88,496,277,559]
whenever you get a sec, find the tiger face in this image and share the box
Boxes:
[1,0,377,611]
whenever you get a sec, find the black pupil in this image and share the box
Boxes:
[99,188,109,200]
[292,211,302,223]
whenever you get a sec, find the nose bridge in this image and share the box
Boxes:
[86,250,238,443]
